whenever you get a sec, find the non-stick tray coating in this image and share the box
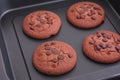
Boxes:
[1,0,120,80]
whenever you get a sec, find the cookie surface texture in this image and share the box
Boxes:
[83,30,120,63]
[32,41,77,75]
[67,2,105,28]
[23,10,61,39]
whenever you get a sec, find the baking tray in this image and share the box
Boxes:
[1,0,120,80]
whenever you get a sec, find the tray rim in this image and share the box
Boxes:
[1,0,120,80]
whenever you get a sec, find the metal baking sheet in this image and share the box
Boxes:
[1,0,120,80]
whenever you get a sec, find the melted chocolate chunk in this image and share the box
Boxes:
[51,64,56,68]
[91,16,96,20]
[46,51,51,56]
[96,33,101,38]
[76,15,85,19]
[90,10,96,14]
[100,44,107,49]
[36,24,41,27]
[45,46,51,50]
[107,35,112,39]
[58,55,64,60]
[45,15,50,19]
[36,17,41,21]
[29,22,34,25]
[89,39,94,45]
[102,38,107,42]
[101,32,107,38]
[117,38,120,42]
[107,43,112,48]
[93,7,101,10]
[51,42,56,45]
[87,12,92,16]
[40,19,47,24]
[29,26,34,30]
[89,4,93,6]
[115,45,120,52]
[95,44,101,50]
[98,11,102,16]
[86,6,91,9]
[51,58,58,63]
[47,19,53,24]
[51,48,59,54]
[71,10,74,13]
[68,53,72,58]
[101,32,105,35]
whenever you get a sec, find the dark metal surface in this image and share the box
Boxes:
[0,49,9,80]
[1,0,120,80]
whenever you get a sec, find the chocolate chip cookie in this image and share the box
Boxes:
[67,2,105,28]
[32,41,77,75]
[83,30,120,63]
[22,10,61,39]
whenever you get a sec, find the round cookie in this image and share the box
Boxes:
[83,30,120,63]
[22,10,61,39]
[67,2,105,29]
[32,41,77,75]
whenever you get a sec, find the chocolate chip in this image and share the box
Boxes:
[36,24,41,27]
[84,3,87,5]
[99,44,107,49]
[101,32,105,35]
[102,38,107,42]
[29,26,34,30]
[46,51,51,56]
[51,48,59,54]
[89,4,93,6]
[51,42,56,45]
[95,44,101,50]
[107,35,112,39]
[45,15,50,19]
[98,11,102,16]
[93,7,101,10]
[101,32,107,38]
[51,64,56,68]
[51,58,58,63]
[91,16,96,20]
[107,43,112,48]
[89,39,94,45]
[37,14,41,17]
[29,22,34,25]
[87,12,92,16]
[115,45,120,52]
[76,15,85,19]
[86,6,91,9]
[45,46,51,50]
[97,34,101,38]
[68,53,72,58]
[40,19,47,24]
[90,10,96,14]
[36,17,41,21]
[58,55,64,60]
[117,38,120,42]
[47,19,53,24]
[71,10,74,13]
[44,44,49,46]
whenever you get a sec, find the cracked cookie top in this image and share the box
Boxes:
[22,10,61,39]
[83,30,120,63]
[32,41,77,75]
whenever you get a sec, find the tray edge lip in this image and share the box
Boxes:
[1,0,120,80]
[0,0,66,21]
